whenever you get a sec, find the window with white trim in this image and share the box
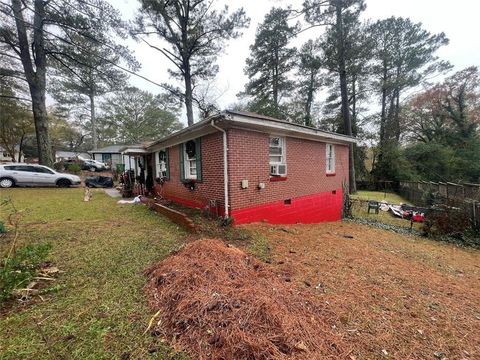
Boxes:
[157,150,169,179]
[326,144,335,174]
[184,140,197,180]
[269,136,287,176]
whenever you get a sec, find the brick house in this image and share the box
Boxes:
[139,110,355,225]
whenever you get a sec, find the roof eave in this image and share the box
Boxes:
[222,112,357,145]
[147,114,224,151]
[146,110,357,151]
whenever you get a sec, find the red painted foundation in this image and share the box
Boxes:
[152,185,343,225]
[230,189,343,225]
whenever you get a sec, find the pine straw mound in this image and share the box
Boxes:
[144,239,348,359]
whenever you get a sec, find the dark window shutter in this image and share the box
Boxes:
[179,144,185,181]
[195,138,202,182]
[165,148,170,180]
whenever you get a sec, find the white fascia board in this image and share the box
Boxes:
[89,151,121,154]
[148,125,218,152]
[121,148,149,155]
[224,114,357,145]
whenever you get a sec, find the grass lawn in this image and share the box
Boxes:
[0,188,188,360]
[351,190,409,204]
[350,190,421,229]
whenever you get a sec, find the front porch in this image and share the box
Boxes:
[120,146,155,198]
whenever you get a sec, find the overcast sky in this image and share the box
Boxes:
[114,0,480,124]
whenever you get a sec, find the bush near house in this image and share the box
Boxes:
[67,163,81,174]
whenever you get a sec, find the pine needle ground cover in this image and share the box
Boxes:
[0,188,187,359]
[245,222,480,359]
[144,239,347,359]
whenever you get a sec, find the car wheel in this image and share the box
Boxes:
[0,178,14,188]
[57,179,71,188]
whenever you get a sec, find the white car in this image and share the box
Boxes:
[0,163,81,188]
[82,159,109,172]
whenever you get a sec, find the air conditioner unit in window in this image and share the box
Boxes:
[270,164,287,176]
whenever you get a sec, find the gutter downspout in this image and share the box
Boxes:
[210,120,229,219]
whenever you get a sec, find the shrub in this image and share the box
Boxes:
[53,161,65,171]
[422,207,470,238]
[0,243,51,304]
[67,163,81,174]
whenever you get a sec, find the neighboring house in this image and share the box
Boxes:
[55,151,91,161]
[89,145,135,170]
[129,110,355,225]
[0,145,24,163]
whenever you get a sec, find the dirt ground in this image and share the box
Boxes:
[242,222,480,359]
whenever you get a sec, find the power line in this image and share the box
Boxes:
[0,1,191,104]
[0,94,31,102]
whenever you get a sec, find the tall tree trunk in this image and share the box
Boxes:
[12,0,53,167]
[386,90,396,141]
[379,63,388,145]
[184,64,194,126]
[18,132,25,162]
[394,88,401,142]
[376,62,389,176]
[273,48,279,116]
[351,77,357,135]
[304,71,315,127]
[89,91,97,149]
[30,81,52,166]
[335,1,356,194]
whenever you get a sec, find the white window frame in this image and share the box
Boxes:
[326,143,335,174]
[269,136,287,176]
[157,150,168,179]
[184,143,197,180]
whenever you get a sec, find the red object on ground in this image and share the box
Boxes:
[412,213,425,222]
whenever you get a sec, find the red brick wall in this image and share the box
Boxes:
[153,128,349,224]
[227,129,349,212]
[153,132,225,213]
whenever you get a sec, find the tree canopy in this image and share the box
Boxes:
[0,0,135,165]
[99,87,183,144]
[133,0,249,126]
[241,7,298,119]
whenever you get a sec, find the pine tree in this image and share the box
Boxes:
[296,39,323,126]
[304,0,366,193]
[50,29,137,150]
[242,7,298,119]
[100,87,183,144]
[369,17,450,181]
[134,0,249,126]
